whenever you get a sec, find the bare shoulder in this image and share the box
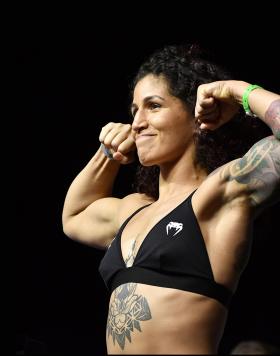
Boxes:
[192,161,236,221]
[119,193,155,225]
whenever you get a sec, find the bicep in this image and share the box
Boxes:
[224,135,280,216]
[63,197,122,249]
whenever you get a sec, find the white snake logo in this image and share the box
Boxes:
[166,222,183,237]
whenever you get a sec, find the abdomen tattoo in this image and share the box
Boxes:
[107,283,152,350]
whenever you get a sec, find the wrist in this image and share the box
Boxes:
[91,146,121,168]
[243,84,263,116]
[100,143,114,160]
[230,81,251,106]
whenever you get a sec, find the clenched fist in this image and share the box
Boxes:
[195,80,241,130]
[99,122,136,164]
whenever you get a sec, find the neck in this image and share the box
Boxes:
[158,145,207,202]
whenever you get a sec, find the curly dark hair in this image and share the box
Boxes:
[131,44,270,200]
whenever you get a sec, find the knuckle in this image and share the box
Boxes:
[103,136,111,145]
[111,138,119,149]
[102,122,112,129]
[117,144,125,154]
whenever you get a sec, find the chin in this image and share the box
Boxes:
[138,157,155,166]
[137,152,158,167]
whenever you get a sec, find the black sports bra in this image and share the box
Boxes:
[98,190,233,307]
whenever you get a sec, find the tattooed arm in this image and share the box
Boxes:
[195,80,280,215]
[224,136,280,213]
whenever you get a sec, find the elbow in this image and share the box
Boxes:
[62,210,77,238]
[62,218,77,240]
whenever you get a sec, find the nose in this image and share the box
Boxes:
[132,109,148,134]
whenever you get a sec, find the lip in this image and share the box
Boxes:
[136,134,156,142]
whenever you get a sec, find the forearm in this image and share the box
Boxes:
[62,146,121,219]
[232,81,280,139]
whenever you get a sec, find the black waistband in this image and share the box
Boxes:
[109,266,233,308]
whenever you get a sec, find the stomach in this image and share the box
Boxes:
[106,283,228,354]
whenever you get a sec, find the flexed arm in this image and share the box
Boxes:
[62,123,136,248]
[195,80,280,215]
[195,80,280,139]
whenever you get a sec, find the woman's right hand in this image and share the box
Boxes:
[99,122,136,164]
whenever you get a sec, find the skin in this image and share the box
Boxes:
[264,100,280,139]
[131,75,195,167]
[131,75,207,200]
[62,74,280,353]
[105,75,280,354]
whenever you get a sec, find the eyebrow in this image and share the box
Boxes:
[130,95,165,113]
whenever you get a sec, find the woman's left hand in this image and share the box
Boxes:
[195,80,240,130]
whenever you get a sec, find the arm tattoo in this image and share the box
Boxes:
[106,283,152,350]
[228,136,280,206]
[264,99,280,139]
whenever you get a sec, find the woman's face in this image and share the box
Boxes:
[131,74,195,166]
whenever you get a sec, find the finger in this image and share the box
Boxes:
[103,124,130,147]
[199,121,219,130]
[112,151,125,161]
[198,96,216,109]
[99,122,115,143]
[201,121,224,130]
[113,151,134,164]
[195,103,219,119]
[117,136,136,154]
[110,125,132,150]
[198,112,222,130]
[195,103,218,117]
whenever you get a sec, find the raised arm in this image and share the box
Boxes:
[62,123,136,249]
[195,80,280,216]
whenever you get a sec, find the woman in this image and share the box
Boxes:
[62,45,280,354]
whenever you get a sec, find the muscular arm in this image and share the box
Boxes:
[194,83,279,285]
[226,87,280,212]
[62,122,137,248]
[62,146,122,248]
[225,135,280,211]
[196,81,280,215]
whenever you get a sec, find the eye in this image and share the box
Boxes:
[148,102,161,110]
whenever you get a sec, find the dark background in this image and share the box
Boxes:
[17,19,279,355]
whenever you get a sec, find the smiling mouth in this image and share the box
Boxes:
[136,134,156,142]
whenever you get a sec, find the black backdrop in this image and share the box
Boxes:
[17,24,280,355]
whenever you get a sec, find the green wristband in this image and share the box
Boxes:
[242,84,262,117]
